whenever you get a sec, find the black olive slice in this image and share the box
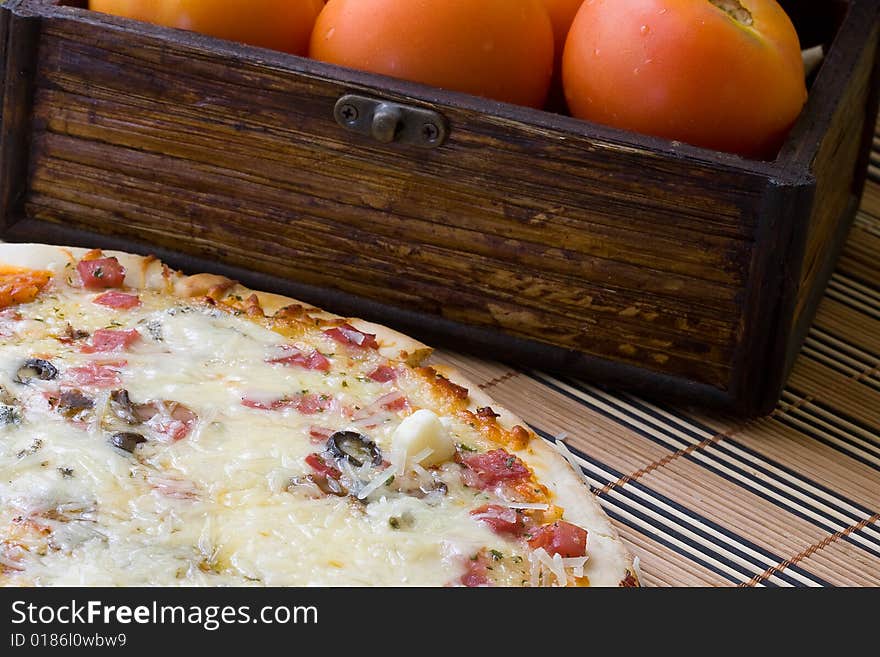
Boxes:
[326,431,382,468]
[15,359,58,384]
[109,432,147,453]
[59,389,93,409]
[109,389,140,424]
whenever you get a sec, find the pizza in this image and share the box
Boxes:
[0,243,638,587]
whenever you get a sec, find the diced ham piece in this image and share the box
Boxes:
[150,419,192,442]
[459,449,531,489]
[377,390,408,412]
[352,390,409,420]
[367,365,398,383]
[323,323,379,349]
[460,551,491,587]
[267,346,330,372]
[308,425,334,444]
[305,453,341,480]
[93,291,141,309]
[527,521,588,558]
[293,393,334,415]
[350,391,409,428]
[241,397,277,411]
[137,401,198,441]
[67,362,125,388]
[76,257,126,289]
[81,329,140,354]
[241,393,334,415]
[470,504,526,536]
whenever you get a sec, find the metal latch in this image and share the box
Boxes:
[334,94,448,149]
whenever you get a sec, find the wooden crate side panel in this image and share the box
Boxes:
[22,14,771,390]
[796,23,879,309]
[730,178,814,415]
[787,18,880,377]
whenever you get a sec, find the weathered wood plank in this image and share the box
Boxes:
[31,100,748,310]
[32,93,750,290]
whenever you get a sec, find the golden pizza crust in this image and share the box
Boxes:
[0,242,637,586]
[209,283,432,366]
[432,365,637,586]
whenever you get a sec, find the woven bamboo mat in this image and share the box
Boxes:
[436,126,880,588]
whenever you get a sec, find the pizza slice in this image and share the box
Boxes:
[0,243,638,587]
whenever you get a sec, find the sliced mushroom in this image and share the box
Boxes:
[327,431,383,468]
[14,359,58,385]
[109,389,140,424]
[167,402,198,425]
[56,389,94,419]
[109,431,147,453]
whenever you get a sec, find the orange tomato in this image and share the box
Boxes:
[562,0,807,158]
[310,0,554,108]
[89,1,159,24]
[89,0,325,55]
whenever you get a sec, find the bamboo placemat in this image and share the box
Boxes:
[436,126,880,588]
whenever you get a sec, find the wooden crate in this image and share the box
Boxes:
[1,0,878,415]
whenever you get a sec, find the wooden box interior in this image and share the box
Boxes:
[1,0,878,416]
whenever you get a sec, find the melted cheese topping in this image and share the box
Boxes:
[0,285,561,586]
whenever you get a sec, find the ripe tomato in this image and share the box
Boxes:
[562,0,807,158]
[89,1,158,24]
[89,0,325,55]
[310,0,554,109]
